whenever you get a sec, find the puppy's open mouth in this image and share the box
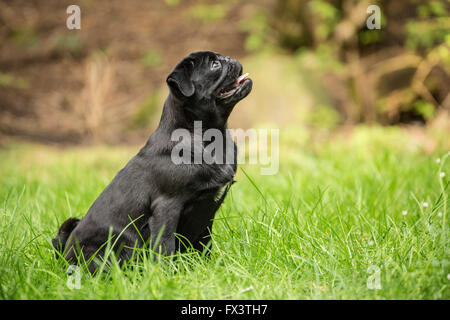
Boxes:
[217,73,250,99]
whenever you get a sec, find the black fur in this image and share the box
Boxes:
[52,217,79,256]
[52,51,252,273]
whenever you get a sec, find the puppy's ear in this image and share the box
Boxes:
[166,59,195,99]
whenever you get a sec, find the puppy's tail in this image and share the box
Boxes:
[52,217,80,258]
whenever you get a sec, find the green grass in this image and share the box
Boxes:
[0,126,448,299]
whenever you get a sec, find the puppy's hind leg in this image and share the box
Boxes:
[52,217,80,258]
[149,197,182,257]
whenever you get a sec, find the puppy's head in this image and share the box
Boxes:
[166,51,252,126]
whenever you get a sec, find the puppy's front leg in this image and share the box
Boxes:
[149,196,182,256]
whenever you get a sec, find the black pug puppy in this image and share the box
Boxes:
[52,51,252,273]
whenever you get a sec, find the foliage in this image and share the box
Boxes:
[140,50,163,69]
[0,73,29,89]
[188,4,228,22]
[242,0,450,125]
[239,9,273,52]
[129,91,164,129]
[52,34,82,56]
[7,27,39,47]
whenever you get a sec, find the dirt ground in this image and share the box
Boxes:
[0,0,266,145]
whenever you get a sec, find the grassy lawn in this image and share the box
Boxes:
[0,126,448,299]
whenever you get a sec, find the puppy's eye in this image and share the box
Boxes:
[211,60,221,70]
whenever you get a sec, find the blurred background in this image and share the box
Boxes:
[0,0,449,147]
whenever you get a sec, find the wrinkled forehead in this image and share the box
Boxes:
[186,51,225,66]
[169,52,217,80]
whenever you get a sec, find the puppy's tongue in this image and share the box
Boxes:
[236,73,249,84]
